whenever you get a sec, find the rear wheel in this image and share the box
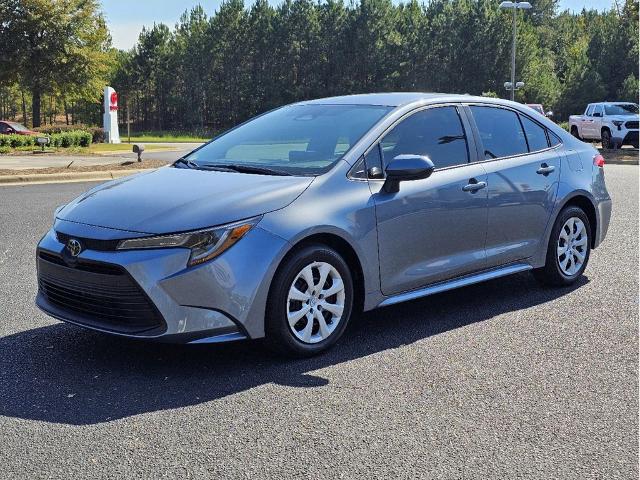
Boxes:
[533,206,591,287]
[265,245,353,357]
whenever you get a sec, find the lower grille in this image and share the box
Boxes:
[37,250,165,334]
[623,131,638,144]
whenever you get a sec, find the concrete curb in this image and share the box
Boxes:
[605,158,638,165]
[0,168,152,186]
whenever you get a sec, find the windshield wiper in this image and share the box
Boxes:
[204,164,292,176]
[174,158,238,173]
[173,157,200,169]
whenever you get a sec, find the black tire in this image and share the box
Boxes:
[601,129,613,149]
[570,126,581,140]
[264,244,354,357]
[533,206,592,287]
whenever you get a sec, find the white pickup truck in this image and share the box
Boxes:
[569,102,639,149]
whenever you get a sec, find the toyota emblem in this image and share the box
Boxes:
[66,238,82,257]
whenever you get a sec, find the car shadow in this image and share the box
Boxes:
[0,272,588,425]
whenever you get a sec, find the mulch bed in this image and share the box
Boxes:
[0,159,170,176]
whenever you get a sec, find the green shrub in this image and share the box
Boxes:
[46,130,92,148]
[34,124,87,135]
[79,131,92,147]
[60,132,72,148]
[0,145,11,154]
[34,124,103,143]
[7,134,35,148]
[1,129,94,149]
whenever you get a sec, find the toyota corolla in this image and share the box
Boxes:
[36,93,612,356]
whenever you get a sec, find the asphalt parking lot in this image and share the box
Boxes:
[0,165,637,479]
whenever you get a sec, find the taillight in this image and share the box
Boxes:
[593,154,605,168]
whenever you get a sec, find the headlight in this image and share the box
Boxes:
[116,217,261,266]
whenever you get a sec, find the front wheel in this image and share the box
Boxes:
[570,126,581,140]
[265,244,354,357]
[601,129,613,149]
[533,206,591,287]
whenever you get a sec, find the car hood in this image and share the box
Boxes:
[609,114,639,122]
[57,167,314,234]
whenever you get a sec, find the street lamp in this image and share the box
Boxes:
[499,1,532,101]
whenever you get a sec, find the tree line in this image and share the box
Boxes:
[0,0,638,130]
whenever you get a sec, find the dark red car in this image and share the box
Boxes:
[0,121,37,135]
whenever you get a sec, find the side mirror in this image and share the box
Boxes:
[383,155,435,193]
[593,112,602,118]
[546,111,554,117]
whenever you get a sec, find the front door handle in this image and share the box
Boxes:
[536,163,555,175]
[462,179,487,192]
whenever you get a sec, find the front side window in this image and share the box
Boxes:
[470,106,528,159]
[185,104,392,176]
[593,105,604,117]
[380,106,469,169]
[520,115,549,152]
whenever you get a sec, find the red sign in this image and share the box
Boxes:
[109,91,118,111]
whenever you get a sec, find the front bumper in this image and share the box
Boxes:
[36,222,289,343]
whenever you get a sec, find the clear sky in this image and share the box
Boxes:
[101,0,618,50]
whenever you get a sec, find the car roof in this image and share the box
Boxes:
[591,101,637,105]
[300,92,475,107]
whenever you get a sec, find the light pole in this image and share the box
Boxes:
[499,1,532,101]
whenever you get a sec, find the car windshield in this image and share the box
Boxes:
[604,104,638,115]
[184,104,392,175]
[7,122,29,132]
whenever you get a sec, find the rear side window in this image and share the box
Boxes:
[470,106,528,159]
[586,105,594,116]
[520,115,549,152]
[380,106,469,169]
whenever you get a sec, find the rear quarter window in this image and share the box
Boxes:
[520,115,549,152]
[548,131,562,147]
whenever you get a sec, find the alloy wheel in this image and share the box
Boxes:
[557,217,588,276]
[286,261,346,344]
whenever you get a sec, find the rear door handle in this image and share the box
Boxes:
[462,180,487,192]
[536,164,555,175]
